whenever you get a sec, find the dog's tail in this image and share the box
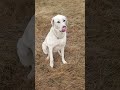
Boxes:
[42,42,48,54]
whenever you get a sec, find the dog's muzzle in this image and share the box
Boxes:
[61,26,67,32]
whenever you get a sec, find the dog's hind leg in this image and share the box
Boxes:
[46,53,50,60]
[58,50,62,56]
[42,42,48,54]
[17,38,33,67]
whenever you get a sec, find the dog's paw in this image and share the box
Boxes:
[63,60,67,64]
[50,63,54,68]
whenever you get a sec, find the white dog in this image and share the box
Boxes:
[17,15,35,79]
[42,15,68,68]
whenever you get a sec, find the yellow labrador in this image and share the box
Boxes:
[42,15,68,68]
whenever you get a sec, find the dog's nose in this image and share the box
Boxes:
[63,26,66,28]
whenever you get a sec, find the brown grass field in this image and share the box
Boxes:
[35,0,85,90]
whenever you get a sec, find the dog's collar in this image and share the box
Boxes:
[54,33,60,39]
[52,28,64,39]
[53,30,61,39]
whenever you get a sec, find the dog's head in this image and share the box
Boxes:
[51,15,67,32]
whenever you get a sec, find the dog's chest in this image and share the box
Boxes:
[53,39,66,52]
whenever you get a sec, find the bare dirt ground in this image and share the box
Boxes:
[35,0,85,90]
[0,0,34,89]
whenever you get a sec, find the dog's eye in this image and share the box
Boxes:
[63,20,66,22]
[57,21,60,23]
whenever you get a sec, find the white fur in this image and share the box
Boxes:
[42,15,68,68]
[17,15,35,79]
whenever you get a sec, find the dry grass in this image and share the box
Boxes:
[35,0,85,90]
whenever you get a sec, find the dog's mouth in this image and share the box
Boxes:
[60,26,67,32]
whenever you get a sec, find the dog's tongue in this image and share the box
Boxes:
[62,27,67,32]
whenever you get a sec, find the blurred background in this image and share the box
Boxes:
[0,0,34,89]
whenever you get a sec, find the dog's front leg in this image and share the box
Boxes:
[49,47,54,68]
[61,48,67,64]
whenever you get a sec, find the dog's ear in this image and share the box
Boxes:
[51,18,54,26]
